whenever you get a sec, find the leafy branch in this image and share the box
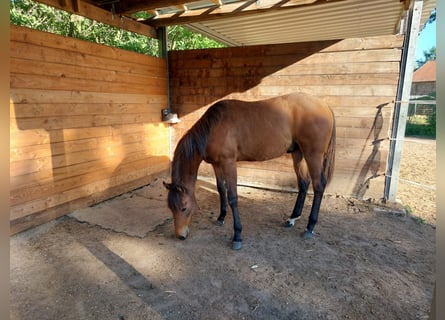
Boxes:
[10,0,224,56]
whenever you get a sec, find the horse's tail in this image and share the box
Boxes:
[324,110,336,186]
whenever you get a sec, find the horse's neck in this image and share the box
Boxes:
[172,155,202,190]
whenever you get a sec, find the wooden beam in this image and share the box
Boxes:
[144,0,342,27]
[401,0,411,11]
[35,0,158,39]
[71,0,80,12]
[116,0,194,14]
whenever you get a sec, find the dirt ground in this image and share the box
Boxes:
[10,138,435,320]
[397,138,436,226]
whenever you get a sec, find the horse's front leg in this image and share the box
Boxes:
[212,165,228,226]
[227,186,242,250]
[215,177,228,226]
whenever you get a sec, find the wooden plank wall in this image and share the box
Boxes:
[169,35,404,199]
[10,25,170,234]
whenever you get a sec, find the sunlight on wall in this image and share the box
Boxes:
[143,123,170,157]
[104,136,125,164]
[10,100,54,180]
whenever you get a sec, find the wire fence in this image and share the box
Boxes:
[406,99,436,138]
[408,99,436,118]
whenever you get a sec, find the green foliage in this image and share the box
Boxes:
[405,113,436,138]
[404,205,413,215]
[415,8,436,69]
[406,94,436,138]
[404,206,426,224]
[10,0,224,56]
[416,46,436,70]
[168,25,225,51]
[411,215,425,224]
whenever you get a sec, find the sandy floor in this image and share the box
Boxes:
[397,138,436,225]
[10,135,436,320]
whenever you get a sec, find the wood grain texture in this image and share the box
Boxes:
[169,35,403,199]
[10,25,169,233]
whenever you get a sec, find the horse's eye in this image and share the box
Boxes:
[181,207,187,212]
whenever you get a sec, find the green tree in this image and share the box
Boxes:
[10,0,224,56]
[414,7,436,69]
[416,46,436,69]
[168,25,224,51]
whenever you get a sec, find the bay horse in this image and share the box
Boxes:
[164,92,336,250]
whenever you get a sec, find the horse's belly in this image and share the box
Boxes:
[237,141,290,161]
[204,138,289,163]
[205,114,292,163]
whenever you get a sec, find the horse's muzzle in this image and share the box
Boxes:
[176,227,189,240]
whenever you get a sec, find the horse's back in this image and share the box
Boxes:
[204,93,334,162]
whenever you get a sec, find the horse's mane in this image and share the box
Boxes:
[171,101,225,182]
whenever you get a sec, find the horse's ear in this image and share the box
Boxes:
[163,182,187,194]
[163,181,172,190]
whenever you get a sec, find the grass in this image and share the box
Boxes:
[404,205,426,224]
[404,205,413,214]
[405,114,436,138]
[406,94,436,138]
[411,215,426,224]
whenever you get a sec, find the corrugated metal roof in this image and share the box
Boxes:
[184,0,436,46]
[49,0,435,47]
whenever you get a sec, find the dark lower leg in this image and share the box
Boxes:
[216,180,227,224]
[291,179,309,219]
[229,202,242,242]
[305,190,324,235]
[228,192,242,249]
[303,163,328,238]
[285,179,309,227]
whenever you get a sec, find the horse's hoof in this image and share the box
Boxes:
[302,230,314,239]
[232,241,242,250]
[216,220,224,226]
[284,220,294,228]
[284,217,300,228]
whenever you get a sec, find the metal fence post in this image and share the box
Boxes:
[384,0,423,201]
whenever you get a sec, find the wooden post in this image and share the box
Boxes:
[157,26,174,171]
[384,0,423,201]
[157,26,171,111]
[157,26,168,59]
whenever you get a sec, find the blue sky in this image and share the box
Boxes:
[415,19,436,61]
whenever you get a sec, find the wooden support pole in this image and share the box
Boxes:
[157,26,170,110]
[157,26,168,60]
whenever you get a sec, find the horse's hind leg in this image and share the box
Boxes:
[212,165,228,226]
[285,147,310,228]
[303,153,328,239]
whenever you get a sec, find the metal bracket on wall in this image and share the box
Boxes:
[161,108,180,124]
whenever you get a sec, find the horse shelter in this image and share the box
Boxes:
[10,0,436,235]
[9,0,437,319]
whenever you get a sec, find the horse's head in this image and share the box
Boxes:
[163,181,197,240]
